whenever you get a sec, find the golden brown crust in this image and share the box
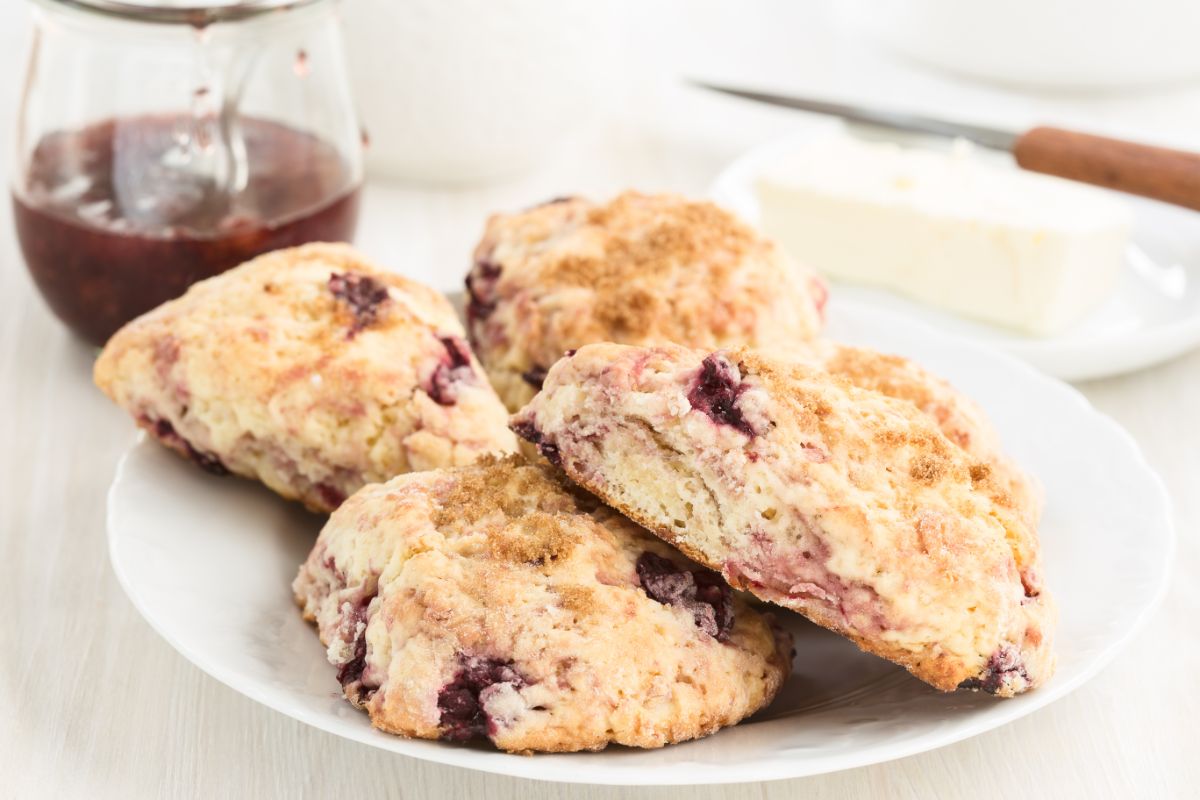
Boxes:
[778,340,1045,595]
[94,243,516,512]
[542,199,754,294]
[292,456,792,752]
[466,191,826,411]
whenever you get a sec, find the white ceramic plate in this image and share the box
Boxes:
[107,302,1173,786]
[711,131,1200,382]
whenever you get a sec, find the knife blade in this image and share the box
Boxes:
[691,80,1200,211]
[691,80,1018,151]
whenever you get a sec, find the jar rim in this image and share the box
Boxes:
[33,0,330,26]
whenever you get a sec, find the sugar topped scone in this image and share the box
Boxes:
[512,343,1055,696]
[94,243,516,512]
[465,191,827,411]
[783,340,1044,570]
[293,456,792,753]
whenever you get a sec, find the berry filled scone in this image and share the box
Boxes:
[292,455,792,753]
[465,191,827,411]
[94,243,516,512]
[512,343,1055,696]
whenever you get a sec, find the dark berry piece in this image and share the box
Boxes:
[314,482,346,510]
[687,354,756,437]
[475,259,503,280]
[465,259,502,325]
[436,686,479,737]
[147,417,229,475]
[692,570,736,640]
[957,646,1028,694]
[521,365,548,390]
[523,349,578,391]
[537,441,562,467]
[437,657,524,742]
[428,335,476,406]
[511,418,562,467]
[336,630,368,690]
[636,552,735,641]
[186,446,227,476]
[440,335,472,369]
[329,272,390,333]
[335,591,380,703]
[511,419,539,444]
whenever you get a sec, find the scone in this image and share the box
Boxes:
[512,343,1055,696]
[465,191,827,411]
[292,455,792,753]
[784,340,1044,550]
[94,243,516,512]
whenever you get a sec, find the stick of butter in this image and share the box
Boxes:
[756,136,1133,336]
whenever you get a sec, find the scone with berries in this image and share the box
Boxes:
[465,191,827,411]
[512,343,1055,697]
[292,455,792,753]
[94,243,516,512]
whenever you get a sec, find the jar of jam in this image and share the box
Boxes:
[12,0,364,346]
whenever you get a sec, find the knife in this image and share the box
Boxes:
[693,80,1200,212]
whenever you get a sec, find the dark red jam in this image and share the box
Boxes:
[12,114,361,346]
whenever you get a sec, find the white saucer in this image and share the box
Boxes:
[711,132,1200,381]
[106,302,1173,785]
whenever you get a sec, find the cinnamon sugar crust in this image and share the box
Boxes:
[777,340,1045,593]
[466,191,827,411]
[292,456,792,752]
[95,243,516,512]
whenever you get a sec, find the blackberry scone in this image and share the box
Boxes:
[512,343,1055,696]
[465,191,827,411]
[94,243,516,513]
[293,455,792,753]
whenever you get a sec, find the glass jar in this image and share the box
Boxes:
[12,0,363,346]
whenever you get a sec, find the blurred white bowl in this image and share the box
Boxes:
[848,0,1200,90]
[341,0,615,185]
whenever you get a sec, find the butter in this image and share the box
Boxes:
[756,136,1133,336]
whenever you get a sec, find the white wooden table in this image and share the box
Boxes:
[2,3,1197,797]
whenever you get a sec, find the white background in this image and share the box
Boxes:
[1,1,1198,797]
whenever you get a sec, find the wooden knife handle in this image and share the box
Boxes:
[1014,126,1200,211]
